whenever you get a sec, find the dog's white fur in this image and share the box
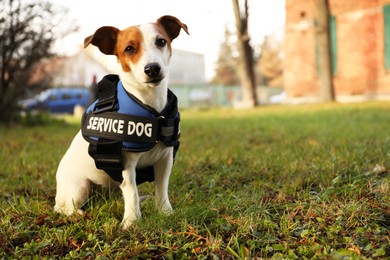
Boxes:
[54,16,188,229]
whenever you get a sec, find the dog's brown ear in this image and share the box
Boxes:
[157,15,189,41]
[84,26,119,55]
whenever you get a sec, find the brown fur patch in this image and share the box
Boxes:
[155,23,173,55]
[115,26,143,72]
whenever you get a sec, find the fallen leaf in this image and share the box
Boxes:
[34,215,46,226]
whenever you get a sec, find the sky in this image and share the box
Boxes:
[53,0,285,80]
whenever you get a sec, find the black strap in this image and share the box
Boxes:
[82,111,180,146]
[159,115,180,144]
[93,74,119,114]
[83,112,159,143]
[84,75,125,182]
[159,89,180,147]
[87,139,123,182]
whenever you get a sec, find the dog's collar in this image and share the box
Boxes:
[81,74,180,184]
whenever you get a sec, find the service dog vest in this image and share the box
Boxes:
[81,74,180,184]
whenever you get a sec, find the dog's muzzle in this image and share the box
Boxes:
[144,63,162,83]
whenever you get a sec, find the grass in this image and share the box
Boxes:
[0,102,389,259]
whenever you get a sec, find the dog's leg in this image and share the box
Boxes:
[54,162,91,215]
[154,149,174,213]
[120,166,140,229]
[54,178,90,215]
[54,132,92,215]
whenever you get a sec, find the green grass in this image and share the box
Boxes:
[0,103,389,259]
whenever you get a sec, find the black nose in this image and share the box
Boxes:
[144,63,161,78]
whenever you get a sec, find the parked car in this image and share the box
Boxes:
[269,91,286,104]
[19,88,91,114]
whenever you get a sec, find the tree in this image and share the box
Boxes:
[0,0,73,124]
[232,0,257,107]
[315,0,335,101]
[257,35,283,87]
[212,25,239,86]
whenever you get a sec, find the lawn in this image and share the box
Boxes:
[0,102,389,258]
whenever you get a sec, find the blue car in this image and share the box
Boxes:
[19,88,91,114]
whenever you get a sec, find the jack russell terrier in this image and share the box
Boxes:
[54,15,189,229]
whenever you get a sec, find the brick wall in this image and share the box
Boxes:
[284,0,318,97]
[284,0,390,101]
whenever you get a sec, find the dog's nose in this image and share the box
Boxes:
[144,63,161,78]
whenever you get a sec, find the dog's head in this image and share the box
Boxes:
[84,15,189,89]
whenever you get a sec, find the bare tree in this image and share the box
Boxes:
[232,0,257,107]
[315,0,335,101]
[212,25,239,86]
[0,0,74,124]
[258,35,283,87]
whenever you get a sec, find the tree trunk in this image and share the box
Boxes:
[232,0,258,107]
[315,0,335,101]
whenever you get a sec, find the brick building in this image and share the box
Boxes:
[284,0,390,102]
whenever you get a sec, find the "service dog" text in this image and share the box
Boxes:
[86,116,153,137]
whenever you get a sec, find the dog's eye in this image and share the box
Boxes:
[156,38,167,47]
[125,46,136,54]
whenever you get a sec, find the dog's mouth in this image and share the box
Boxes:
[146,77,163,84]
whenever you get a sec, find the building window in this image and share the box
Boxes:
[384,4,390,70]
[315,15,337,75]
[329,15,337,74]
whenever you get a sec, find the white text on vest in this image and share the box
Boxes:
[87,116,152,137]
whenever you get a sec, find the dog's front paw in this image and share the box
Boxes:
[54,205,85,216]
[159,202,173,215]
[120,216,138,230]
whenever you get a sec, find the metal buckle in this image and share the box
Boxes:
[93,99,116,114]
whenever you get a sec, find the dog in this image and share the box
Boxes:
[54,15,188,229]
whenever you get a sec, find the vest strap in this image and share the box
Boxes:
[159,114,180,144]
[83,112,159,144]
[93,74,119,114]
[82,112,179,145]
[88,140,123,182]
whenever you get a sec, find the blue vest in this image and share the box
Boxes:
[84,81,162,151]
[81,74,180,184]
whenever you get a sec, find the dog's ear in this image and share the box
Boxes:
[157,15,189,41]
[84,26,119,55]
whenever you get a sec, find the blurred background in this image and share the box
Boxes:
[1,0,389,123]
